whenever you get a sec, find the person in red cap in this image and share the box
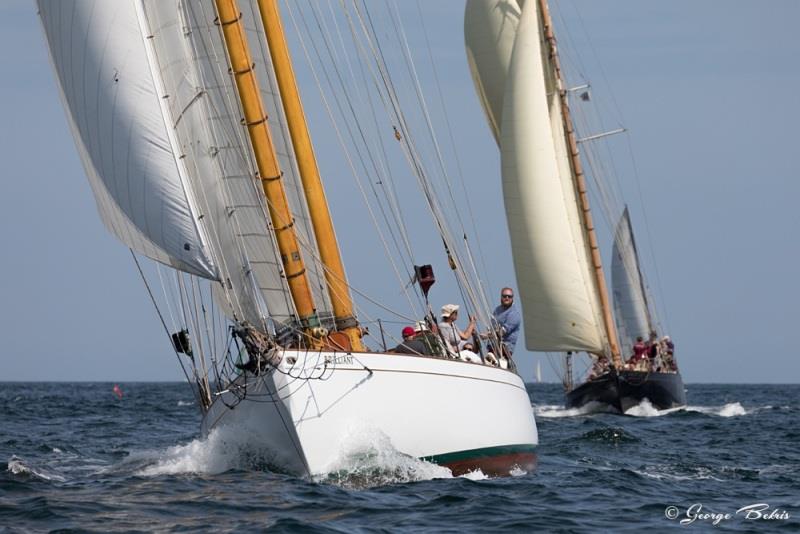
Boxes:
[391,325,428,355]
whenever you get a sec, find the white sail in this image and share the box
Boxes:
[40,0,335,327]
[464,0,523,146]
[498,0,606,353]
[38,0,217,279]
[612,207,652,356]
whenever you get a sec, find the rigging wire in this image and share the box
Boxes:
[558,0,671,333]
[348,1,493,328]
[130,250,202,409]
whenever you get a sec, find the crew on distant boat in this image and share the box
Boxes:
[588,356,610,379]
[647,331,660,359]
[492,288,521,355]
[439,304,477,356]
[659,336,678,372]
[626,336,649,370]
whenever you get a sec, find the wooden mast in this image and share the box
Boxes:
[255,0,364,352]
[213,0,319,331]
[538,0,622,367]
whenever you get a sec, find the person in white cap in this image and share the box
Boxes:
[439,304,476,356]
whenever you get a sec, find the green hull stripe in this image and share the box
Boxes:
[423,443,537,465]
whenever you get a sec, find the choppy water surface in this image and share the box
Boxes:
[2,382,798,532]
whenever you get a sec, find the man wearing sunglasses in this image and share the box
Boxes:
[492,288,520,356]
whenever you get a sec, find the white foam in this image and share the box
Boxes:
[684,402,748,417]
[6,455,66,482]
[534,402,614,418]
[509,466,528,477]
[318,424,453,488]
[176,400,193,407]
[718,402,747,417]
[460,469,488,481]
[624,398,682,417]
[132,426,274,477]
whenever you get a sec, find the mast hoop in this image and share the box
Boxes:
[214,12,243,27]
[230,62,257,76]
[285,268,307,280]
[242,114,268,127]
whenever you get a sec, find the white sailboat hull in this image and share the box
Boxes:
[201,350,538,477]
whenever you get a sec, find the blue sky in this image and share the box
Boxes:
[1,1,798,383]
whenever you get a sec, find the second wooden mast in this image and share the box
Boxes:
[214,0,363,351]
[256,0,363,352]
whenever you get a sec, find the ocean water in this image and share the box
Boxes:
[1,382,798,532]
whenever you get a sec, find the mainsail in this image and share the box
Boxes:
[466,0,607,353]
[611,207,653,356]
[39,0,335,328]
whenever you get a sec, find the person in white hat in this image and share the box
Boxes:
[439,304,476,356]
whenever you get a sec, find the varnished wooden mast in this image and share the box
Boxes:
[538,0,622,367]
[255,0,364,351]
[213,0,319,329]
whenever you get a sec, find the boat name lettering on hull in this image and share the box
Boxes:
[325,354,354,365]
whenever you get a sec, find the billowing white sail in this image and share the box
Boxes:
[612,207,652,356]
[39,0,334,327]
[464,0,523,146]
[141,1,334,326]
[497,0,606,353]
[38,1,217,279]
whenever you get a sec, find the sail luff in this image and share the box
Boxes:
[256,0,363,351]
[537,0,621,366]
[132,0,218,280]
[213,0,318,326]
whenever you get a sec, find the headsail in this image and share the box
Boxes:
[39,0,336,329]
[611,207,653,356]
[38,0,217,279]
[468,0,607,353]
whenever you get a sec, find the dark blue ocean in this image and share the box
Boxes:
[1,382,797,532]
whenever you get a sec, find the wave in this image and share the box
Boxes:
[126,423,487,488]
[683,402,748,417]
[176,400,193,407]
[317,424,454,488]
[6,455,66,482]
[624,399,683,417]
[128,427,271,477]
[579,427,639,444]
[633,464,722,482]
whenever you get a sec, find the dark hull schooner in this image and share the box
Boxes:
[565,369,686,413]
